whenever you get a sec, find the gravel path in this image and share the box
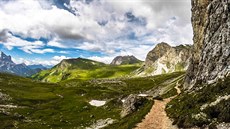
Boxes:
[135,84,181,129]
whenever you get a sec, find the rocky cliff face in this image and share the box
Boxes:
[137,42,192,76]
[184,0,230,89]
[0,52,14,63]
[110,55,142,65]
[166,1,230,128]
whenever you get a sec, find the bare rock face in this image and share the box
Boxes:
[138,42,192,76]
[145,42,172,68]
[184,0,230,89]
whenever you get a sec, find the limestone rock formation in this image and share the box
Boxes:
[184,0,230,89]
[110,55,142,65]
[137,42,192,76]
[166,1,230,128]
[120,94,146,118]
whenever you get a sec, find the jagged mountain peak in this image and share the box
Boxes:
[110,55,142,65]
[0,51,14,63]
[0,51,41,77]
[145,42,172,64]
[135,43,192,76]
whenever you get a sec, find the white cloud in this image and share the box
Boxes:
[87,44,153,64]
[0,0,192,42]
[88,56,114,64]
[52,55,70,61]
[0,0,193,63]
[47,39,67,48]
[12,57,32,65]
[0,30,55,54]
[12,55,70,66]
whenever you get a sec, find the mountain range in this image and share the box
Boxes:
[32,57,141,82]
[0,43,192,79]
[0,51,46,77]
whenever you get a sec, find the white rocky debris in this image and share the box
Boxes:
[0,92,12,101]
[89,100,106,107]
[154,60,169,75]
[216,123,230,129]
[0,104,18,108]
[201,95,230,110]
[86,118,115,129]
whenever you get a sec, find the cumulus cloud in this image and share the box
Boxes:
[12,55,70,66]
[87,44,153,64]
[0,29,54,54]
[0,0,193,65]
[88,56,114,64]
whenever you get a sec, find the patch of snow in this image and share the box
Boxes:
[89,100,106,107]
[138,94,148,97]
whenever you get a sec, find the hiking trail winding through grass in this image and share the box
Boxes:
[135,81,181,129]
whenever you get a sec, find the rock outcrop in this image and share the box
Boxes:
[110,55,142,65]
[184,0,230,89]
[136,42,192,76]
[120,94,146,118]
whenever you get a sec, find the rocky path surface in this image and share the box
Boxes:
[135,83,181,129]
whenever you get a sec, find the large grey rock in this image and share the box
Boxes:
[184,0,230,89]
[120,94,146,118]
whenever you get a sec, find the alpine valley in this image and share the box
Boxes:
[0,0,229,129]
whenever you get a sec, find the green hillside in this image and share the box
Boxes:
[0,72,184,129]
[32,58,142,83]
[166,76,230,128]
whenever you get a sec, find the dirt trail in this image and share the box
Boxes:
[135,82,181,129]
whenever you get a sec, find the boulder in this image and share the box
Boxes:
[120,94,146,118]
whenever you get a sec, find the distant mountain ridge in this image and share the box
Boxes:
[110,55,142,65]
[32,57,141,82]
[135,42,192,76]
[28,64,47,70]
[0,51,44,77]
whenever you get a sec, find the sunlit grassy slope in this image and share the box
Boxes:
[32,58,141,83]
[0,72,184,129]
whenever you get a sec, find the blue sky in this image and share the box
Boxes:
[0,0,192,66]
